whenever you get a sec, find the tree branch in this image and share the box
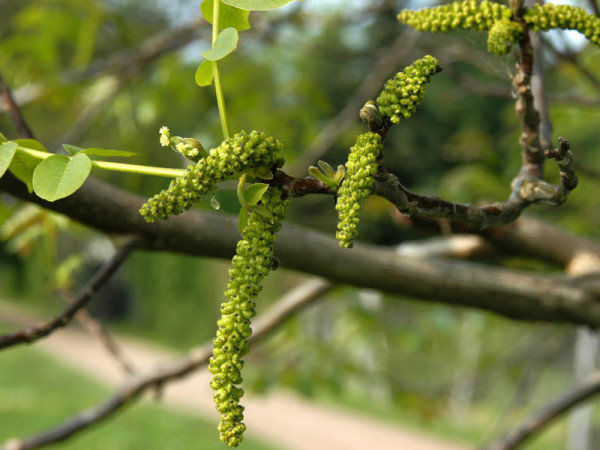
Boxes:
[1,173,600,327]
[0,73,35,139]
[0,244,134,351]
[0,278,333,450]
[484,370,600,450]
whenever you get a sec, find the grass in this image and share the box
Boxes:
[0,343,277,450]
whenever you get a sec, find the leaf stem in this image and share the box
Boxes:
[212,0,231,140]
[17,147,184,178]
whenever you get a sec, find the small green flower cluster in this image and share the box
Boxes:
[140,131,285,222]
[209,187,289,447]
[376,55,440,125]
[335,132,382,248]
[524,4,600,46]
[398,1,523,55]
[397,1,511,33]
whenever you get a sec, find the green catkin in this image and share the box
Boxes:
[398,1,523,55]
[376,55,440,125]
[524,4,600,46]
[335,132,382,248]
[398,1,511,33]
[139,131,285,222]
[209,187,289,447]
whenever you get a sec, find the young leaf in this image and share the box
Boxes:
[237,172,247,207]
[195,60,214,87]
[32,153,92,201]
[243,183,269,206]
[63,144,85,155]
[0,142,18,177]
[309,166,336,188]
[222,0,303,11]
[252,205,274,223]
[14,139,48,152]
[238,207,248,234]
[201,28,239,61]
[0,132,7,143]
[9,151,41,192]
[78,148,137,157]
[317,160,335,177]
[201,0,251,31]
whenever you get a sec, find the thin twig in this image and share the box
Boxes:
[0,73,35,139]
[0,278,333,450]
[73,306,137,376]
[0,244,134,351]
[483,370,600,450]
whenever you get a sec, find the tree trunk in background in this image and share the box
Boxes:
[566,328,598,450]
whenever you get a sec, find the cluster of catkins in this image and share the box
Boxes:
[399,1,600,55]
[398,1,522,55]
[334,56,440,248]
[209,187,289,447]
[335,132,382,248]
[140,130,284,222]
[140,130,289,447]
[523,4,600,45]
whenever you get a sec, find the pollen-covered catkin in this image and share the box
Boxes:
[139,131,285,222]
[209,187,289,447]
[376,55,440,125]
[335,132,382,248]
[398,1,522,55]
[398,1,511,33]
[524,4,600,46]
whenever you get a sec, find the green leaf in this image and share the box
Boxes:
[32,153,92,201]
[14,139,48,152]
[237,172,247,206]
[201,28,239,61]
[238,207,248,234]
[243,183,269,206]
[201,0,250,31]
[318,160,335,177]
[0,132,8,143]
[0,142,18,177]
[79,148,137,158]
[222,0,303,11]
[9,150,41,192]
[195,60,214,87]
[252,205,274,223]
[63,144,85,155]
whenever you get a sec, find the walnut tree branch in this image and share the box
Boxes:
[0,278,333,450]
[0,244,134,351]
[1,173,600,327]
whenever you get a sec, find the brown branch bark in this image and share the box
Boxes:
[1,172,600,327]
[0,244,134,350]
[0,74,35,139]
[0,278,333,450]
[484,370,600,450]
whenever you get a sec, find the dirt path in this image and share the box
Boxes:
[1,302,470,450]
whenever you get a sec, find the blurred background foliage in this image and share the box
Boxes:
[1,0,600,448]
